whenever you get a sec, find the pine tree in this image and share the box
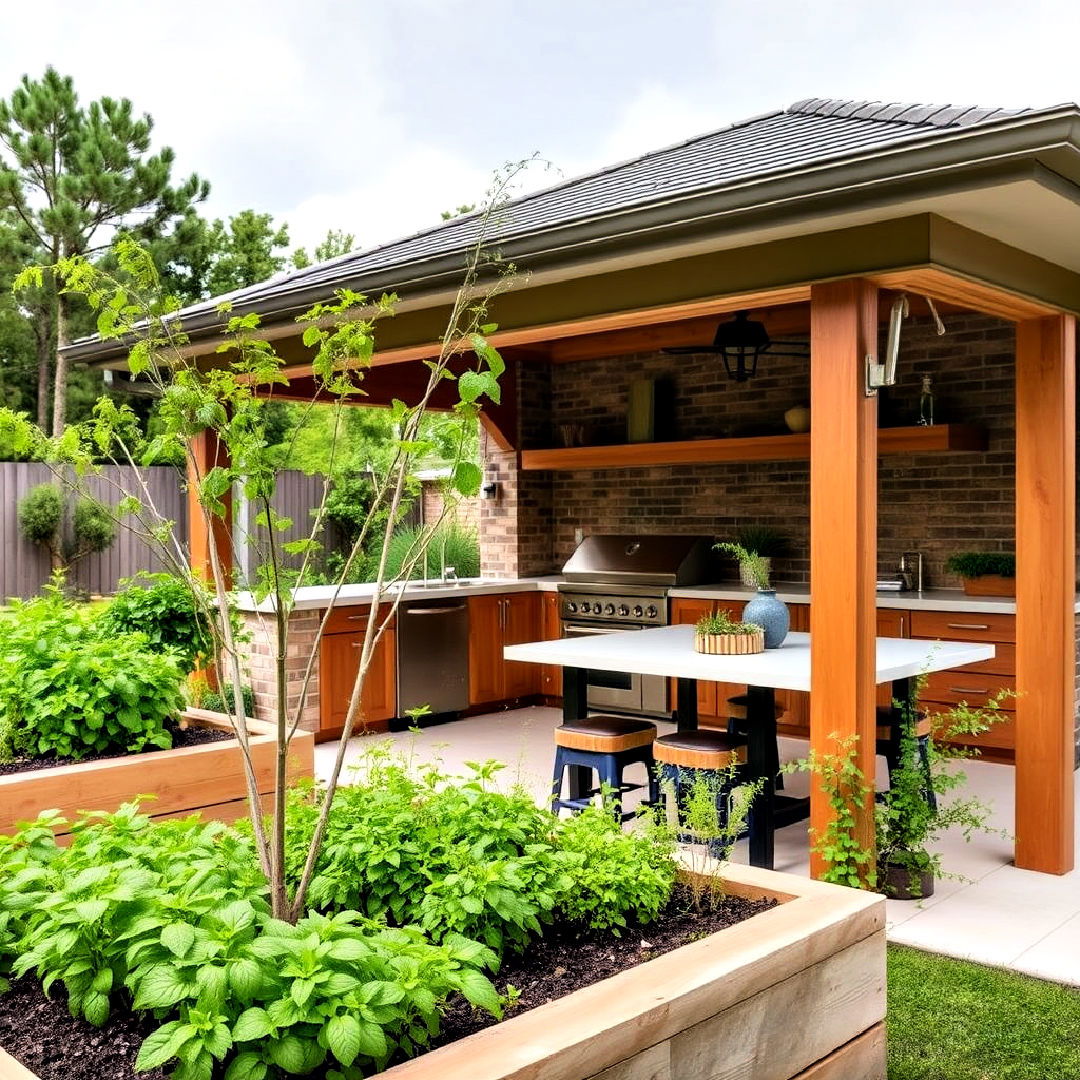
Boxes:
[0,67,208,433]
[291,227,356,270]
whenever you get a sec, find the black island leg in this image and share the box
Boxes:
[745,684,777,869]
[675,677,699,732]
[561,667,592,801]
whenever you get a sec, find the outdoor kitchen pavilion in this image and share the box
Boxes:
[70,98,1080,876]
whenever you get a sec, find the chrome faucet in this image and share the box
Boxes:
[898,551,924,593]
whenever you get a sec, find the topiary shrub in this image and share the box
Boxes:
[945,551,1016,579]
[16,482,117,574]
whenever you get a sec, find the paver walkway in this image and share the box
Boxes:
[314,706,1080,985]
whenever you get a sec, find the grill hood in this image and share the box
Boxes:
[561,534,716,586]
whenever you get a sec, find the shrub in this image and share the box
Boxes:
[99,573,215,673]
[946,551,1016,579]
[16,483,62,545]
[189,678,257,718]
[0,586,184,760]
[383,521,480,581]
[16,483,117,572]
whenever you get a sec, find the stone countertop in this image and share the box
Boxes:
[231,576,563,613]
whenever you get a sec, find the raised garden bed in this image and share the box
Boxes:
[0,708,314,837]
[0,861,885,1080]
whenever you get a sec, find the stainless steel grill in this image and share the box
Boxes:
[557,535,715,716]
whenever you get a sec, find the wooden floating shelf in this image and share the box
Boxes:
[520,424,987,471]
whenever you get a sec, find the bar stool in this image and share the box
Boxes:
[653,730,749,845]
[551,715,659,822]
[876,706,936,810]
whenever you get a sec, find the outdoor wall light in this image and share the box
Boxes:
[866,294,945,396]
[664,310,810,382]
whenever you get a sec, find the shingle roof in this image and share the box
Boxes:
[111,97,1070,331]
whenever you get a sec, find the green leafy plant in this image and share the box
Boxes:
[731,525,789,558]
[98,573,216,673]
[553,805,676,933]
[713,541,772,590]
[0,583,184,760]
[785,735,877,890]
[945,552,1016,579]
[16,483,117,574]
[383,520,480,581]
[695,609,760,636]
[875,685,1011,895]
[190,677,257,717]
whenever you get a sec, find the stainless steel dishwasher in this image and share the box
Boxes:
[396,598,470,719]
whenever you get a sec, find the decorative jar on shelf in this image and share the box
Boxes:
[743,589,790,649]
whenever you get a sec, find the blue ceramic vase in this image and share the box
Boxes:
[743,589,789,649]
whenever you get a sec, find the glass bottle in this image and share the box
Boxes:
[918,374,934,426]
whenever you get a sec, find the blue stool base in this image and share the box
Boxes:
[552,744,659,822]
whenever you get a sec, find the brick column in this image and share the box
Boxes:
[241,609,322,733]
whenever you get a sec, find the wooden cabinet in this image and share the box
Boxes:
[669,597,725,719]
[319,612,397,736]
[468,593,542,705]
[540,592,563,697]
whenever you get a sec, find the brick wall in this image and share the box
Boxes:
[241,609,322,733]
[501,313,1022,589]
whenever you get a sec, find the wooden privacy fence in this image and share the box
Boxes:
[0,464,341,601]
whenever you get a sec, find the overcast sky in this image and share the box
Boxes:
[3,0,1079,254]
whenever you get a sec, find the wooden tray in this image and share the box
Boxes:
[695,630,764,655]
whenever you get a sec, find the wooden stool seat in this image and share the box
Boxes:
[554,715,657,753]
[726,693,784,723]
[654,730,747,770]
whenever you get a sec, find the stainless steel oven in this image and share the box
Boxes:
[561,621,669,716]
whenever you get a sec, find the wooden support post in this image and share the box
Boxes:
[1015,315,1076,874]
[809,279,879,880]
[187,429,233,589]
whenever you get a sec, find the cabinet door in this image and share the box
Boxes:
[468,595,505,705]
[712,600,749,724]
[504,593,542,698]
[319,620,397,733]
[540,592,563,696]
[875,609,908,707]
[668,598,719,717]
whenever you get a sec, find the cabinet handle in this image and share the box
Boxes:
[947,622,991,631]
[948,686,989,695]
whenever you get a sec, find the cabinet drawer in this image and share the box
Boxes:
[952,643,1015,677]
[922,670,1016,711]
[323,604,376,635]
[928,708,1016,752]
[909,610,1015,644]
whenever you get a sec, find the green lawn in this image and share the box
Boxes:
[888,945,1080,1079]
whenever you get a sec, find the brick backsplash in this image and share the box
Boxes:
[482,313,1035,589]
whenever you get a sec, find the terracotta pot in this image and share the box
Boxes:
[879,862,934,901]
[961,574,1015,596]
[695,630,764,655]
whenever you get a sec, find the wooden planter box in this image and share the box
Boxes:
[0,708,314,837]
[695,629,764,655]
[960,574,1015,596]
[0,863,885,1080]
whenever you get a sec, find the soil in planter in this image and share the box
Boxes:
[0,976,168,1080]
[431,884,774,1050]
[0,721,233,777]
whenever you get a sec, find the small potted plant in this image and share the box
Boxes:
[875,687,1011,900]
[694,608,764,655]
[714,541,789,648]
[728,525,790,588]
[945,551,1015,596]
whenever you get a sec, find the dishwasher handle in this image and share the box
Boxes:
[404,603,468,615]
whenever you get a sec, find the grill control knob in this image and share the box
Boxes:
[633,605,643,617]
[578,601,590,614]
[604,603,615,615]
[617,604,630,616]
[645,604,658,619]
[566,601,577,614]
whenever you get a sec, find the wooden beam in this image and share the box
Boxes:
[1014,314,1076,873]
[870,267,1056,322]
[809,279,879,881]
[187,429,232,588]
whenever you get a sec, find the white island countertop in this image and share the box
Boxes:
[504,625,994,692]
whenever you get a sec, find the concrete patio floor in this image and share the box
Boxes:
[314,706,1080,986]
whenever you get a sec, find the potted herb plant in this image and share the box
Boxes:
[875,687,1011,900]
[945,551,1016,596]
[728,525,790,588]
[694,609,764,655]
[714,541,790,648]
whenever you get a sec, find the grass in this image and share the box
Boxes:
[888,945,1080,1079]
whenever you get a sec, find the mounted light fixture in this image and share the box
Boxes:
[664,310,810,383]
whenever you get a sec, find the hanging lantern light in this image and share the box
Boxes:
[664,310,809,382]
